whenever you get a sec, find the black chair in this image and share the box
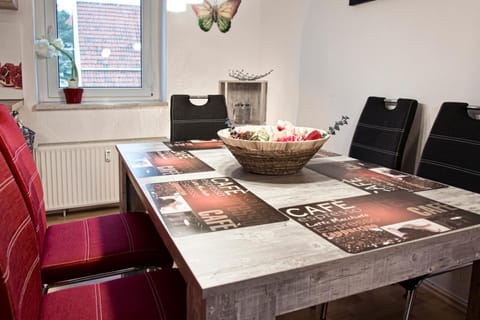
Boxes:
[321,97,420,320]
[349,96,418,170]
[330,102,478,320]
[417,102,480,193]
[399,102,480,320]
[170,94,228,142]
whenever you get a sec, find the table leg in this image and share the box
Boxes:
[119,159,145,213]
[119,159,128,212]
[191,288,277,320]
[187,282,206,320]
[466,260,480,320]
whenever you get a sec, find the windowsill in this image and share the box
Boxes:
[33,100,168,111]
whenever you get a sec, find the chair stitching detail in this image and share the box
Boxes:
[26,171,40,199]
[429,134,480,146]
[5,215,31,281]
[357,123,405,132]
[119,214,135,252]
[145,273,167,319]
[19,255,40,316]
[34,206,43,234]
[351,143,399,156]
[95,284,102,320]
[12,143,29,161]
[84,220,90,261]
[420,159,480,176]
[0,175,12,190]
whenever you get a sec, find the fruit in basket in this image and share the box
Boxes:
[304,130,323,141]
[229,120,327,142]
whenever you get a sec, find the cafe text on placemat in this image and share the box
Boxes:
[147,177,288,236]
[125,150,214,178]
[280,191,480,253]
[307,160,445,193]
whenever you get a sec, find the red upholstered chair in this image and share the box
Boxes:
[0,153,186,320]
[0,105,173,285]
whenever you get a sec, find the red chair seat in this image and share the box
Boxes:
[41,212,172,284]
[40,269,186,320]
[0,105,173,285]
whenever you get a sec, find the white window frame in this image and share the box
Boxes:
[35,0,164,103]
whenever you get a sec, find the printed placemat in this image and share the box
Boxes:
[312,150,341,158]
[165,140,224,151]
[147,177,288,236]
[279,191,480,253]
[307,160,446,193]
[125,150,214,178]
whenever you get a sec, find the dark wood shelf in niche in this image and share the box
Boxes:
[349,0,375,5]
[0,0,18,10]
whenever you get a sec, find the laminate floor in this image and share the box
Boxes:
[46,208,467,320]
[46,206,119,226]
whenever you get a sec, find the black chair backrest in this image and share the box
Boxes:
[170,95,228,142]
[349,96,418,170]
[417,102,480,193]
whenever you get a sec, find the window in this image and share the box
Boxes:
[35,0,164,103]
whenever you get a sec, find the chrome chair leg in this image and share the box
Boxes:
[320,302,328,320]
[401,279,423,320]
[42,283,49,295]
[403,287,417,320]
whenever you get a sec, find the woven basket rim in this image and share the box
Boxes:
[217,126,330,152]
[217,125,330,175]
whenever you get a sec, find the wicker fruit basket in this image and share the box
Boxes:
[217,125,330,175]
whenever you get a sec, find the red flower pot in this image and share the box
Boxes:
[63,88,84,104]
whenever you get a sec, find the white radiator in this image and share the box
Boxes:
[34,141,121,212]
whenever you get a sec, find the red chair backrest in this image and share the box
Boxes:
[0,105,47,250]
[0,150,42,320]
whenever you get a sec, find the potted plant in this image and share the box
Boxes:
[35,37,83,104]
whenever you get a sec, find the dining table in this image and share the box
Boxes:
[116,140,480,320]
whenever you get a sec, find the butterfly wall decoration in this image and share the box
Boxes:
[192,0,242,33]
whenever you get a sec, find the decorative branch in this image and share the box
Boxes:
[225,118,237,138]
[328,116,350,135]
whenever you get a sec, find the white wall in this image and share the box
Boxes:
[297,0,479,304]
[7,0,307,144]
[298,0,480,159]
[166,0,310,124]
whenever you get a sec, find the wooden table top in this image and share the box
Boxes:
[117,141,480,320]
